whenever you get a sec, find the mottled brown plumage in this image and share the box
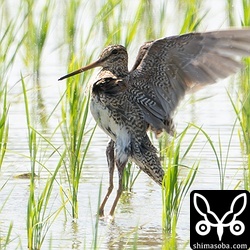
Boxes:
[59,29,250,216]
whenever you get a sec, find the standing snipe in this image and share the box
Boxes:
[59,29,250,217]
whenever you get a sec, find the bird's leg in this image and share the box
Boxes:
[109,159,126,217]
[99,140,115,217]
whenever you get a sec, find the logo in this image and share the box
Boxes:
[190,190,250,249]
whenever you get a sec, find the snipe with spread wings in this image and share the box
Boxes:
[59,29,250,217]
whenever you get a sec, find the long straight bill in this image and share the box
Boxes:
[58,59,101,81]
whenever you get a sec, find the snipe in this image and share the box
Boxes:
[59,29,250,217]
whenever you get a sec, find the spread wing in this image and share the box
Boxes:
[129,29,250,135]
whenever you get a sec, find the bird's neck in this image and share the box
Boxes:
[100,66,128,78]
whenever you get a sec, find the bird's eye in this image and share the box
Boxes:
[112,49,118,54]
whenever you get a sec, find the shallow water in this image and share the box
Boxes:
[0,82,245,249]
[0,0,248,249]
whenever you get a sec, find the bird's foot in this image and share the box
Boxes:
[107,214,114,222]
[98,211,114,222]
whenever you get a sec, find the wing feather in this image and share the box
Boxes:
[129,29,250,134]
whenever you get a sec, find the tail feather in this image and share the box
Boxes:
[131,135,164,185]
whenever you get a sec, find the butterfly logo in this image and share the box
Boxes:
[193,193,247,241]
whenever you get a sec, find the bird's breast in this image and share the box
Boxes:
[90,96,119,141]
[90,96,132,163]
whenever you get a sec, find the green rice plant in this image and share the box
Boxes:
[26,156,66,250]
[90,182,102,250]
[0,3,26,169]
[228,92,250,190]
[0,1,26,86]
[162,125,199,235]
[61,90,96,219]
[94,0,123,46]
[0,180,15,250]
[63,0,81,60]
[226,0,236,26]
[122,162,141,192]
[59,0,101,220]
[228,89,250,190]
[94,0,166,50]
[0,181,11,212]
[238,70,250,191]
[178,0,206,34]
[21,75,37,176]
[0,222,13,250]
[192,121,237,190]
[239,0,250,191]
[0,87,8,169]
[23,0,52,77]
[22,0,53,128]
[124,0,158,42]
[226,0,250,190]
[22,77,66,249]
[60,60,96,218]
[22,75,40,249]
[162,233,178,250]
[124,0,154,46]
[21,74,37,249]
